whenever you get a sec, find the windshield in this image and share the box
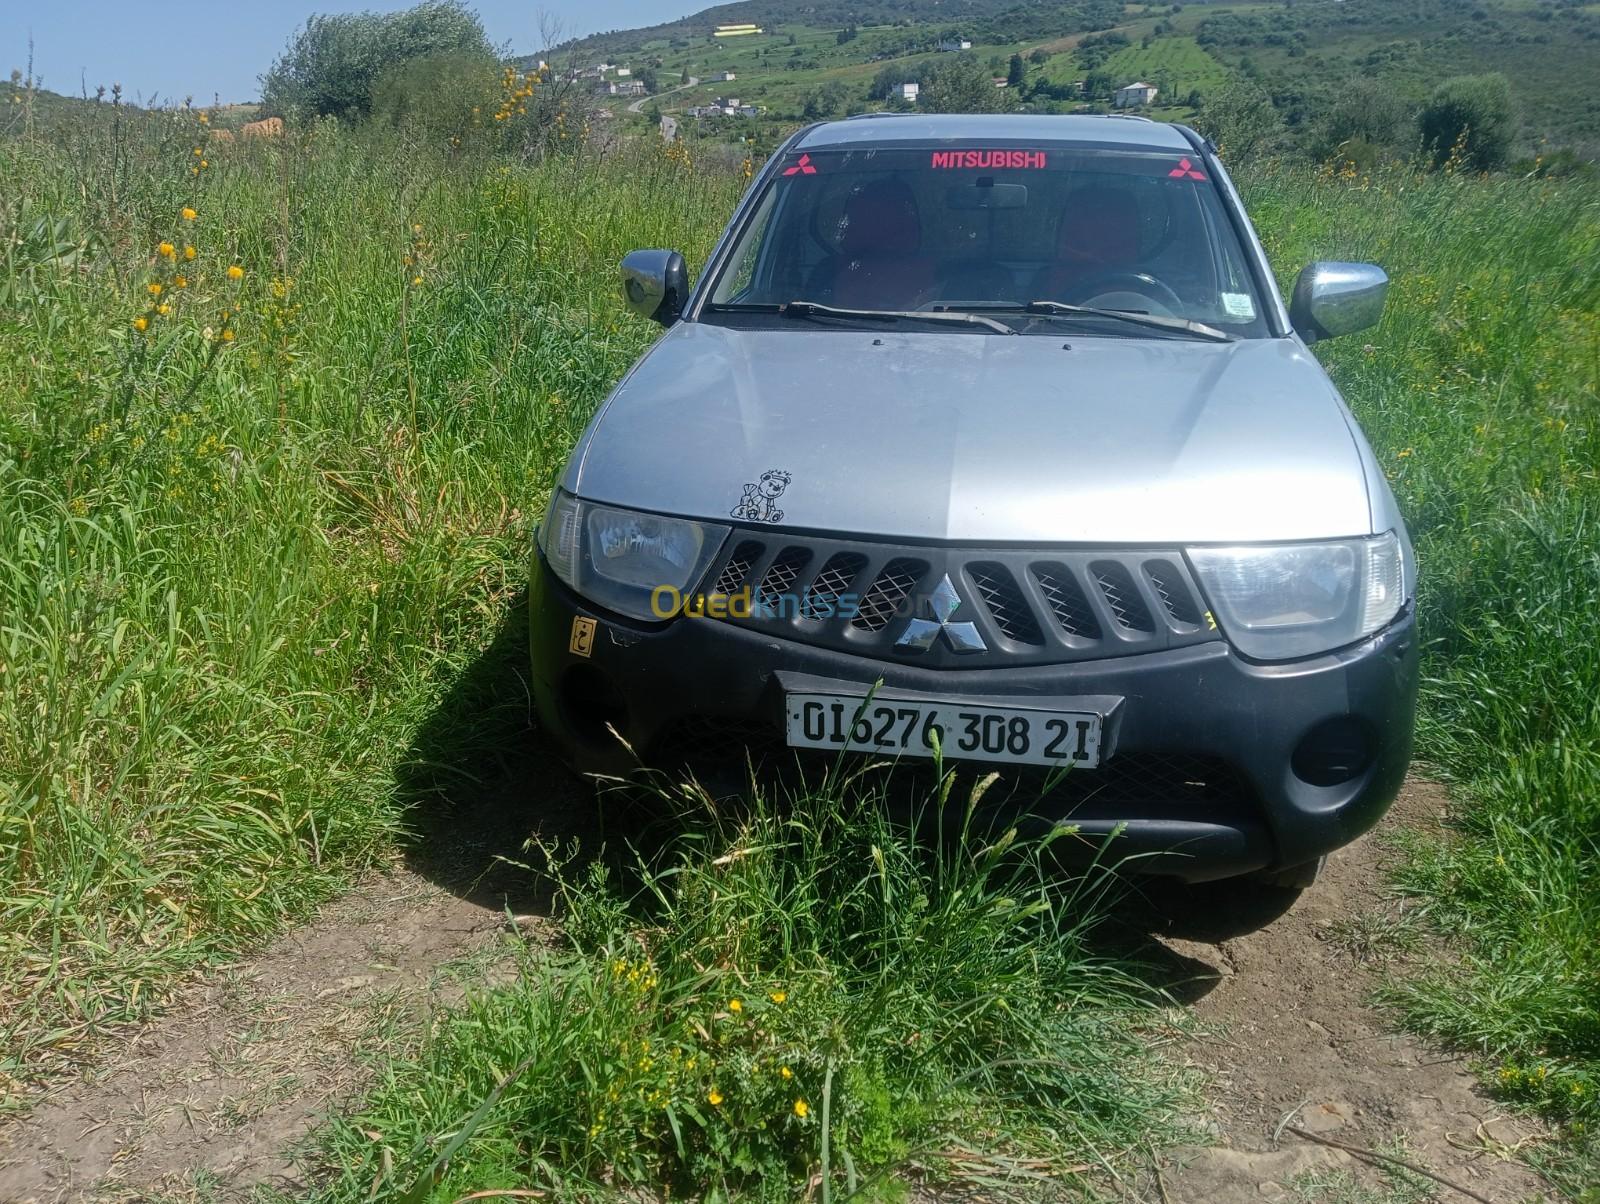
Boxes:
[705,142,1271,338]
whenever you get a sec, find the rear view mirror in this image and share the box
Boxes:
[621,249,689,326]
[1290,261,1388,343]
[946,180,1028,210]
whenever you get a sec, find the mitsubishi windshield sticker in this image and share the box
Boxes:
[731,469,791,523]
[1168,156,1208,180]
[782,154,818,176]
[930,150,1048,170]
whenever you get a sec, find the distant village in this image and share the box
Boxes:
[565,20,1162,130]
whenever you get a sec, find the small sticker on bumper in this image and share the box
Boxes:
[569,616,597,657]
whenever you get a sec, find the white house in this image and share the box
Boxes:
[938,38,972,52]
[895,81,919,103]
[614,67,631,77]
[710,71,737,82]
[1115,80,1159,108]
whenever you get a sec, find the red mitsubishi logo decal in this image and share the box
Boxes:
[1168,156,1207,180]
[782,153,817,176]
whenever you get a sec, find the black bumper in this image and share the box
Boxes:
[528,550,1418,883]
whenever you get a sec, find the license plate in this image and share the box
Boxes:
[784,693,1102,768]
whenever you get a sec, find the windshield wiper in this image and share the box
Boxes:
[781,299,1016,336]
[1017,300,1234,342]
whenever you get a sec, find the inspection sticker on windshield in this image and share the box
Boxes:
[930,150,1048,170]
[1222,292,1255,319]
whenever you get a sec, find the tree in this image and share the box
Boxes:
[801,81,849,120]
[369,49,498,142]
[680,67,690,85]
[1007,53,1026,88]
[1193,78,1283,160]
[1419,72,1515,171]
[919,55,1017,114]
[261,0,493,121]
[1028,48,1050,66]
[1309,79,1407,163]
[637,66,659,92]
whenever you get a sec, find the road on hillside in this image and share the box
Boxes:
[628,75,698,114]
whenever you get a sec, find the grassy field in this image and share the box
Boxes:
[2,89,1599,1194]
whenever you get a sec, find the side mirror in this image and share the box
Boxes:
[1289,261,1388,343]
[621,249,689,326]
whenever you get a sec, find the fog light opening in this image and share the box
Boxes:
[1292,716,1375,788]
[561,665,630,748]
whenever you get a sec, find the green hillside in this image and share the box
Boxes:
[540,0,1600,162]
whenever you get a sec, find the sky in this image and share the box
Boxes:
[1,0,705,106]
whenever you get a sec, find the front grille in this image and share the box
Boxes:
[803,553,867,621]
[1033,563,1102,640]
[1092,561,1155,633]
[853,558,926,633]
[1144,558,1203,628]
[758,548,811,616]
[969,561,1044,646]
[713,540,763,598]
[698,532,1221,668]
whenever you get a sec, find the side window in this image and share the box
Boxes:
[713,185,781,305]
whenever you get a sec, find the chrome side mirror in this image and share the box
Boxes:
[621,249,689,326]
[1289,261,1388,343]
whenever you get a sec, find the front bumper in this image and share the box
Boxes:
[529,549,1418,882]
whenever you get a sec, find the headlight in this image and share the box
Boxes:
[538,489,729,622]
[1187,532,1405,661]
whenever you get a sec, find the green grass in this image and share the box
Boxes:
[0,106,739,1090]
[296,771,1194,1200]
[1240,158,1600,1192]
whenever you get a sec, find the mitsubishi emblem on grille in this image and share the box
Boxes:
[895,573,986,654]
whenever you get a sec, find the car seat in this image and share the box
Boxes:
[806,178,936,310]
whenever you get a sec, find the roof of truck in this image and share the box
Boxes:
[796,112,1196,152]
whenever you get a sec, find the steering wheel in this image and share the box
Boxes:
[1064,270,1185,315]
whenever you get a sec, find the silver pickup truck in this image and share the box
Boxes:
[530,113,1417,889]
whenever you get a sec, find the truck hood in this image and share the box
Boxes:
[568,322,1376,544]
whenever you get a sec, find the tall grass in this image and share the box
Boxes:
[303,770,1192,1200]
[0,108,740,1086]
[1242,160,1600,1183]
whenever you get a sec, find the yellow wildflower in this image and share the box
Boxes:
[728,999,742,1014]
[412,275,423,287]
[193,147,203,157]
[182,207,197,220]
[221,328,235,342]
[184,245,196,260]
[157,303,171,315]
[1396,448,1413,458]
[132,315,148,332]
[780,1066,793,1080]
[793,1099,809,1118]
[158,241,175,258]
[769,991,786,1004]
[227,265,244,281]
[147,282,162,296]
[175,275,188,288]
[707,1089,723,1107]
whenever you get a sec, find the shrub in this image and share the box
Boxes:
[261,0,494,121]
[1418,72,1516,171]
[1194,79,1284,160]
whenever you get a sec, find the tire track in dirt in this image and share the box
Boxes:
[0,872,515,1202]
[1145,780,1552,1201]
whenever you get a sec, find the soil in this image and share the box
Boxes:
[0,778,1557,1203]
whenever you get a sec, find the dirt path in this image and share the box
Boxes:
[1148,780,1551,1202]
[0,779,1556,1203]
[0,871,514,1203]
